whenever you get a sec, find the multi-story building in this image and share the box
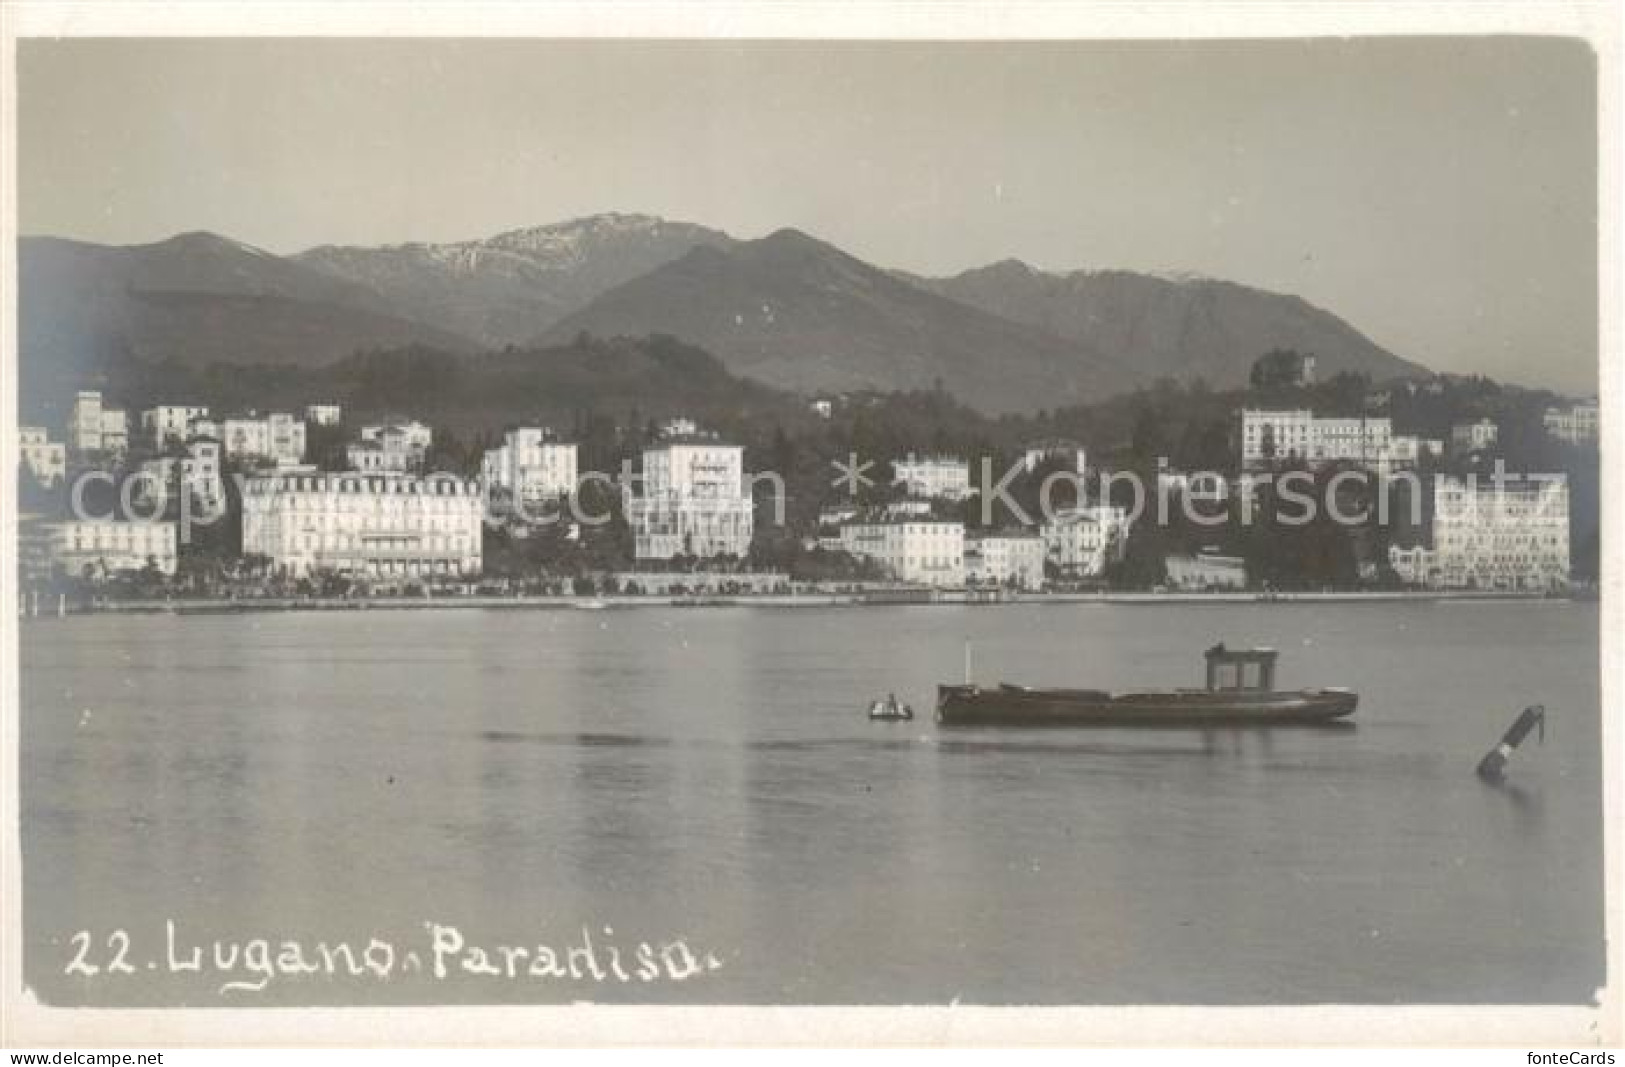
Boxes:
[18,427,66,486]
[1544,400,1598,446]
[482,428,579,509]
[627,434,754,559]
[1166,552,1248,591]
[305,403,343,427]
[1387,544,1436,587]
[47,519,178,577]
[222,413,307,467]
[1307,415,1394,467]
[1240,409,1313,469]
[1395,475,1571,591]
[1240,409,1398,471]
[1041,505,1130,578]
[347,440,412,473]
[98,409,128,456]
[71,391,105,453]
[241,471,482,579]
[69,392,131,456]
[267,412,306,466]
[359,420,433,470]
[138,437,226,516]
[965,531,1046,591]
[1451,418,1500,453]
[838,519,965,587]
[893,453,973,500]
[142,405,210,447]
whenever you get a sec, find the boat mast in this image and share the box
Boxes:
[964,639,973,685]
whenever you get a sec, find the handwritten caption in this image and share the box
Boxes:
[63,921,725,995]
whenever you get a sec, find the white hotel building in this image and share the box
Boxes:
[1544,400,1598,446]
[19,427,66,486]
[47,520,178,577]
[70,391,129,455]
[241,472,482,579]
[893,453,973,500]
[628,434,754,559]
[1041,505,1130,578]
[222,412,307,467]
[482,428,579,508]
[1389,475,1570,591]
[305,403,343,427]
[142,405,210,447]
[839,519,966,587]
[1451,418,1500,453]
[1240,410,1402,471]
[965,531,1046,591]
[138,437,226,516]
[358,420,434,471]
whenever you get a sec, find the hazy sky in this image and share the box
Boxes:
[18,37,1599,392]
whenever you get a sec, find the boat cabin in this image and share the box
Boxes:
[1203,645,1278,692]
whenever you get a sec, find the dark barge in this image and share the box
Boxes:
[936,645,1357,726]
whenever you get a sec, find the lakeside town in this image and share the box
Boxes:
[15,349,1598,611]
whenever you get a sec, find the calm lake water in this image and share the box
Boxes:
[21,600,1604,1006]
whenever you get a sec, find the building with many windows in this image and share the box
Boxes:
[241,471,482,579]
[1544,400,1598,446]
[47,519,178,577]
[347,440,412,473]
[138,437,226,517]
[1239,410,1400,471]
[358,420,433,471]
[18,427,66,486]
[839,519,965,587]
[627,434,754,559]
[965,531,1046,591]
[222,412,307,467]
[142,405,210,447]
[893,453,973,500]
[1165,552,1248,591]
[1388,544,1436,588]
[305,403,343,427]
[482,428,579,512]
[70,391,129,455]
[1390,475,1571,591]
[1041,505,1130,578]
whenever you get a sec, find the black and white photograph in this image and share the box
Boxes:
[2,2,1619,1051]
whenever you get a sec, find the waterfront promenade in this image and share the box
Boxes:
[18,588,1572,616]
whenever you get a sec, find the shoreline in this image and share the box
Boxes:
[17,589,1580,617]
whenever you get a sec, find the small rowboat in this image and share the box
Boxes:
[868,695,914,721]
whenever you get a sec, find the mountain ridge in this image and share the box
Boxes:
[538,227,1142,413]
[904,259,1424,388]
[20,213,1430,419]
[294,213,737,346]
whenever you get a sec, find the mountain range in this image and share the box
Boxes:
[19,213,1426,416]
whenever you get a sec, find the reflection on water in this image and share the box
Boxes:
[21,601,1604,1005]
